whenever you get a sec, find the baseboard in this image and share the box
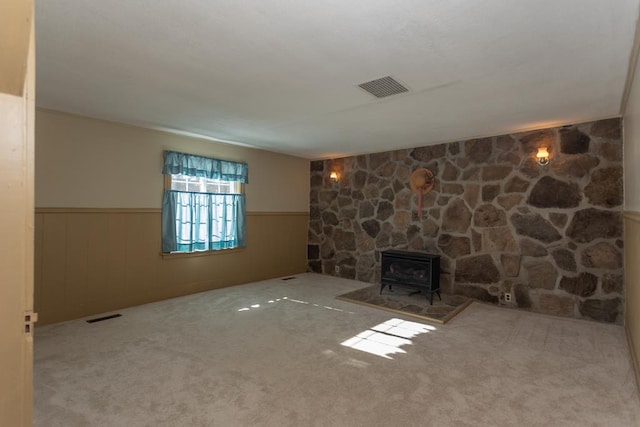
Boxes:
[625,323,640,393]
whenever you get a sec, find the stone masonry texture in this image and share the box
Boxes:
[308,118,624,323]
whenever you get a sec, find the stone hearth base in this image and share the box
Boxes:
[336,285,471,324]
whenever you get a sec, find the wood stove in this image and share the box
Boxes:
[380,250,441,305]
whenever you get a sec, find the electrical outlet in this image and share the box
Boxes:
[504,292,512,303]
[334,265,340,274]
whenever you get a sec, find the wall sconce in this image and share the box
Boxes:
[536,147,550,166]
[329,171,339,182]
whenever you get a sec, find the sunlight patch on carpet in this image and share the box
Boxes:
[341,318,435,359]
[237,296,347,313]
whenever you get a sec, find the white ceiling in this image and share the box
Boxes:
[35,1,640,160]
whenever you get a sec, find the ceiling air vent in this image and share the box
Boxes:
[358,76,408,98]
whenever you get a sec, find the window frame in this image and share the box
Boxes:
[165,174,243,195]
[161,152,247,258]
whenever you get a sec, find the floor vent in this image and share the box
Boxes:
[281,277,296,281]
[358,76,408,98]
[87,314,122,323]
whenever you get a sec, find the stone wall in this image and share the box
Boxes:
[308,118,624,323]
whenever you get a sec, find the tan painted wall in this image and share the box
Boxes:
[34,110,310,324]
[623,35,640,387]
[0,0,32,96]
[624,213,640,386]
[0,3,34,424]
[35,109,310,212]
[35,209,308,325]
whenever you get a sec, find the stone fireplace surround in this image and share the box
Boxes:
[308,118,623,323]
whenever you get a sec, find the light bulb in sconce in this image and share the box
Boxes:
[329,171,339,182]
[536,147,550,166]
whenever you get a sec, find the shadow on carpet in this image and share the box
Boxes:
[336,285,471,324]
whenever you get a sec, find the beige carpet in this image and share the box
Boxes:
[337,285,471,324]
[34,273,640,426]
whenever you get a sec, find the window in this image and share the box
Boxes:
[169,174,241,194]
[161,151,248,254]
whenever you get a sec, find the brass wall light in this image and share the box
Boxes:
[329,171,339,182]
[536,147,550,166]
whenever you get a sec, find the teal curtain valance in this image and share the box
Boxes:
[162,151,249,183]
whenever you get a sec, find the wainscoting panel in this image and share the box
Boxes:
[34,209,309,325]
[624,211,640,390]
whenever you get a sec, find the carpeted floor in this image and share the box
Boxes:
[336,284,471,323]
[34,273,640,426]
